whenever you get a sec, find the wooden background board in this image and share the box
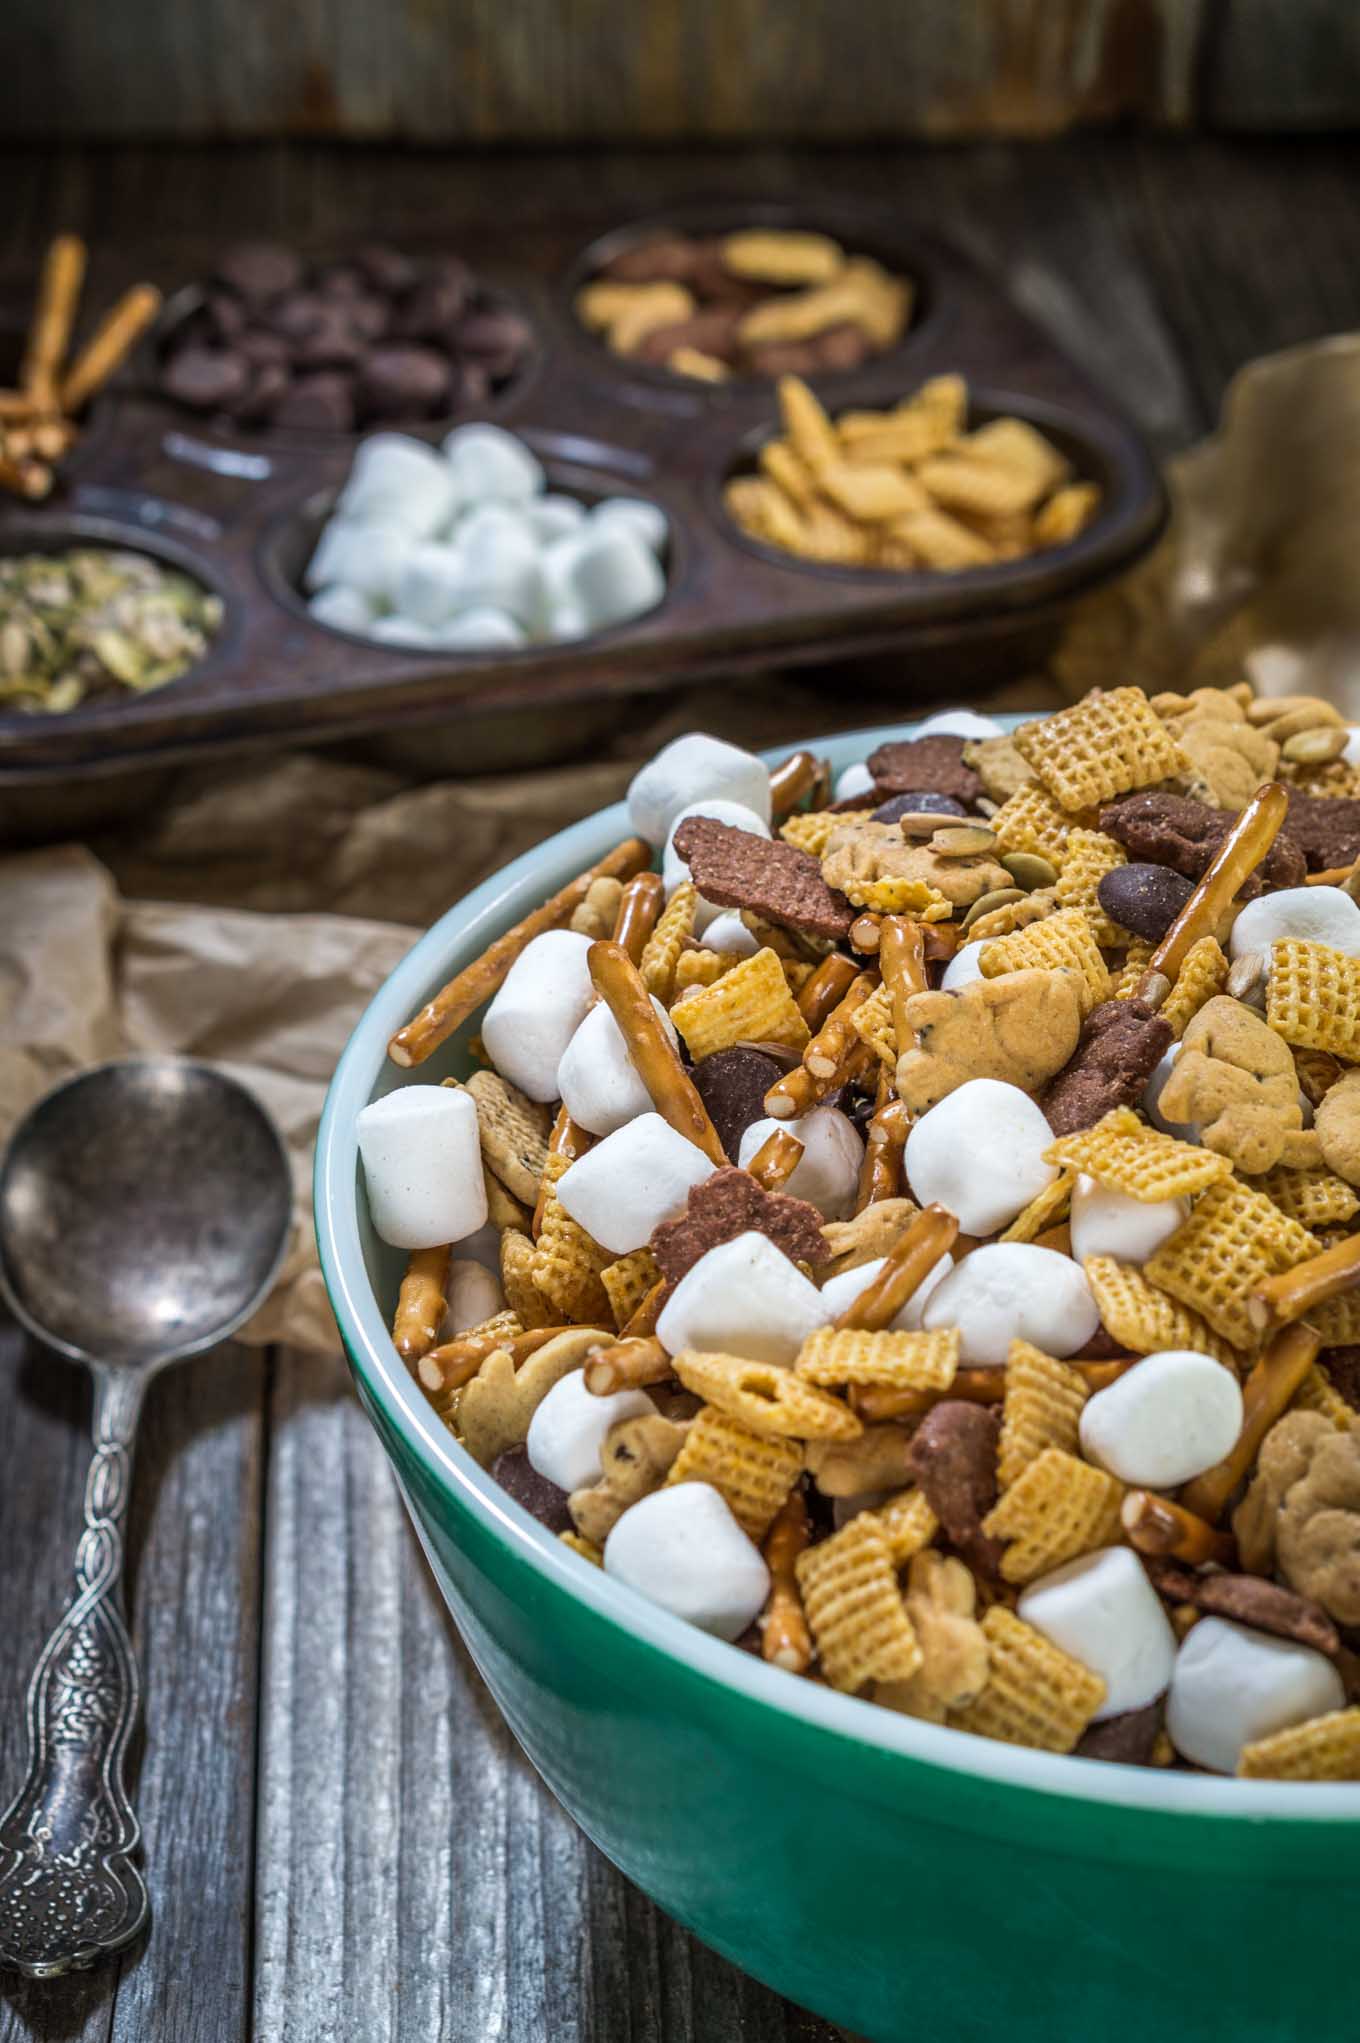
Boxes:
[2,130,1360,2041]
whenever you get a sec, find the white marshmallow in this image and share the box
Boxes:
[1143,1042,1196,1139]
[568,528,666,631]
[590,497,669,556]
[357,1084,487,1250]
[656,1230,831,1364]
[1344,725,1360,768]
[738,1108,863,1220]
[604,1482,770,1641]
[1231,885,1360,962]
[556,1113,715,1255]
[449,515,546,625]
[558,995,678,1137]
[700,912,760,959]
[663,799,772,935]
[525,1368,654,1493]
[1080,1349,1244,1487]
[481,929,596,1103]
[304,518,410,600]
[818,1252,953,1330]
[541,532,587,604]
[912,709,1005,740]
[337,432,461,535]
[442,422,545,501]
[441,1258,505,1337]
[307,584,375,633]
[526,494,587,545]
[905,1079,1057,1236]
[1069,1175,1189,1266]
[369,614,437,647]
[438,607,527,652]
[627,733,772,844]
[1166,1617,1345,1775]
[547,601,589,642]
[942,940,988,992]
[834,761,876,803]
[923,1243,1099,1365]
[395,542,464,628]
[1018,1547,1177,1721]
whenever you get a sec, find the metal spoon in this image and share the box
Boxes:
[0,1058,292,1978]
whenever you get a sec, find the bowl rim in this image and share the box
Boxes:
[315,711,1359,1823]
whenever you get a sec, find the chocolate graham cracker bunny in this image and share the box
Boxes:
[359,691,1360,1782]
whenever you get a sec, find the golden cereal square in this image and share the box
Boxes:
[997,1341,1089,1490]
[1260,1164,1360,1232]
[639,882,697,1003]
[849,981,898,1067]
[999,1172,1074,1244]
[795,1324,960,1391]
[1082,1255,1244,1369]
[532,1155,613,1324]
[873,1487,940,1564]
[1161,937,1230,1041]
[979,906,1111,1013]
[664,1405,802,1541]
[1238,1707,1360,1780]
[796,1517,923,1692]
[1291,1364,1359,1432]
[990,784,1078,867]
[465,1068,552,1205]
[1014,687,1190,812]
[673,1349,861,1441]
[950,1606,1105,1751]
[781,808,872,858]
[1313,1291,1360,1346]
[600,1247,662,1331]
[1044,1105,1232,1202]
[1111,939,1156,1000]
[1053,828,1128,946]
[1266,939,1360,1060]
[981,1447,1125,1584]
[670,948,811,1059]
[500,1228,556,1330]
[1144,1178,1321,1349]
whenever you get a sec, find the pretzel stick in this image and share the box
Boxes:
[795,951,860,1029]
[746,1127,805,1191]
[849,913,882,954]
[760,1491,813,1674]
[804,972,877,1079]
[856,1097,909,1211]
[533,1106,594,1236]
[836,1203,959,1331]
[59,281,162,415]
[0,453,52,500]
[765,974,876,1119]
[1306,865,1357,887]
[389,837,651,1067]
[923,922,960,964]
[588,941,727,1164]
[853,1355,1138,1424]
[583,1336,671,1396]
[611,869,665,966]
[879,914,928,1056]
[0,391,37,421]
[1180,1321,1321,1525]
[809,757,832,811]
[21,235,86,413]
[418,1321,607,1395]
[1121,1490,1236,1568]
[392,1245,451,1363]
[1248,1233,1360,1336]
[763,1039,876,1121]
[1137,781,1289,1006]
[622,1277,667,1339]
[768,749,820,820]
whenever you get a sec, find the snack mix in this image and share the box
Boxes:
[577,226,912,381]
[725,374,1100,572]
[359,679,1360,1781]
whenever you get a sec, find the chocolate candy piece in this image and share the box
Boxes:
[1076,1698,1165,1766]
[490,1446,573,1533]
[866,736,983,804]
[357,344,451,420]
[1096,862,1195,943]
[229,361,291,424]
[650,1165,826,1283]
[1100,791,1306,895]
[671,814,854,940]
[873,791,968,825]
[295,309,368,369]
[271,371,356,430]
[356,243,420,296]
[1283,789,1360,874]
[317,263,367,300]
[268,291,330,343]
[635,306,746,367]
[600,234,705,286]
[1145,1561,1340,1658]
[458,308,534,380]
[215,240,303,304]
[161,345,250,412]
[692,1047,785,1161]
[1043,998,1173,1138]
[908,1401,1005,1579]
[205,291,247,343]
[395,270,473,343]
[238,327,292,367]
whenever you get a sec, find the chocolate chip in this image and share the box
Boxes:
[271,371,356,430]
[266,291,331,343]
[356,243,420,296]
[229,361,291,424]
[1076,1698,1165,1766]
[215,240,303,304]
[908,1402,1005,1578]
[692,1047,785,1162]
[873,791,968,824]
[866,736,983,804]
[1284,789,1360,874]
[1043,998,1173,1137]
[357,345,451,420]
[650,1166,826,1284]
[237,327,292,368]
[160,345,250,412]
[205,291,247,343]
[1100,792,1306,896]
[458,309,535,378]
[490,1446,573,1533]
[671,814,854,940]
[294,309,368,370]
[394,272,473,344]
[1096,863,1195,943]
[317,263,367,299]
[1145,1561,1341,1658]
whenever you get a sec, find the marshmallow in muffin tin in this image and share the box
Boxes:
[905,1079,1057,1236]
[525,1368,654,1493]
[628,733,772,845]
[604,1482,770,1641]
[656,1229,832,1364]
[395,541,464,628]
[922,1243,1099,1365]
[834,761,876,803]
[448,510,548,626]
[1230,885,1360,962]
[369,614,436,648]
[304,518,410,601]
[1080,1349,1243,1488]
[556,1113,716,1255]
[526,493,587,546]
[336,432,461,535]
[700,912,760,959]
[481,929,596,1102]
[357,1084,487,1250]
[567,527,666,633]
[1166,1616,1345,1775]
[818,1251,953,1328]
[1019,1547,1177,1721]
[441,1258,505,1338]
[558,994,679,1137]
[942,940,988,993]
[913,709,1006,740]
[1069,1174,1189,1266]
[308,583,376,633]
[442,421,545,501]
[663,799,773,934]
[438,608,528,652]
[590,497,669,556]
[738,1108,863,1220]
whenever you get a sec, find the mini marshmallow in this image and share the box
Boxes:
[1079,1348,1244,1488]
[923,1243,1099,1365]
[438,607,528,652]
[1069,1174,1189,1266]
[912,709,1005,740]
[834,761,876,803]
[590,496,669,556]
[525,1368,654,1493]
[905,1079,1057,1236]
[1166,1616,1345,1775]
[556,1113,716,1255]
[481,929,596,1102]
[942,940,988,992]
[304,519,410,600]
[1231,885,1360,962]
[526,494,587,545]
[663,798,772,934]
[604,1482,770,1641]
[558,995,678,1137]
[568,528,666,632]
[1018,1547,1177,1721]
[442,422,545,501]
[448,514,546,626]
[441,1258,505,1337]
[547,601,589,642]
[357,1084,488,1250]
[627,733,772,844]
[1344,726,1360,768]
[337,432,461,535]
[369,614,437,647]
[656,1230,832,1364]
[700,912,760,959]
[817,1251,953,1329]
[738,1108,863,1220]
[308,584,375,633]
[395,542,464,628]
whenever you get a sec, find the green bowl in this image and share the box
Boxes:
[315,720,1360,2043]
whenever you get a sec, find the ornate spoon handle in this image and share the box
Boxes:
[0,1369,149,1976]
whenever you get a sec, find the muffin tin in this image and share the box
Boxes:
[0,201,1166,789]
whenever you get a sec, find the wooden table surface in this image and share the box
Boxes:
[3,131,1360,2043]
